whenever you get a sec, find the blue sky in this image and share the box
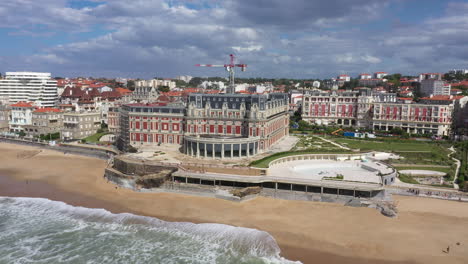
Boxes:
[0,0,467,79]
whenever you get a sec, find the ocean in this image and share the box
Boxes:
[0,197,299,264]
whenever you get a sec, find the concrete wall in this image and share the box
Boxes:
[0,136,118,160]
[182,163,265,176]
[112,157,178,176]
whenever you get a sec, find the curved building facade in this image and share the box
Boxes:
[184,135,260,159]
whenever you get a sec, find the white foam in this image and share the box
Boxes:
[0,197,301,264]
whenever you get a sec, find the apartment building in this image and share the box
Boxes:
[61,112,101,140]
[420,79,450,97]
[0,103,10,132]
[302,89,466,136]
[135,79,176,89]
[23,108,63,137]
[9,102,35,132]
[0,72,58,107]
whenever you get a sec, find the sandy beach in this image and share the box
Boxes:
[1,142,468,264]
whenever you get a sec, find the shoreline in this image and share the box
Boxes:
[1,142,468,264]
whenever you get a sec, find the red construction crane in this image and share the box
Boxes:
[196,54,247,94]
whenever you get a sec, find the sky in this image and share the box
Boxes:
[0,0,467,79]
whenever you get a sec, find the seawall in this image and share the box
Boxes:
[0,136,119,160]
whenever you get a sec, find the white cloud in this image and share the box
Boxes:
[1,0,468,78]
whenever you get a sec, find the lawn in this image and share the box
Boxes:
[332,137,443,152]
[398,174,420,184]
[82,132,109,143]
[293,135,343,151]
[393,166,452,174]
[330,137,452,165]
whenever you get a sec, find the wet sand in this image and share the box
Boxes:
[1,142,468,264]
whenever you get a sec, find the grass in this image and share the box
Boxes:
[332,137,446,152]
[399,174,420,184]
[330,137,452,166]
[294,135,343,151]
[82,132,110,143]
[249,149,353,168]
[393,166,452,174]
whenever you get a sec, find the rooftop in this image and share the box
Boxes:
[34,107,61,113]
[11,101,34,108]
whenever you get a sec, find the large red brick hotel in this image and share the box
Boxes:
[117,93,289,159]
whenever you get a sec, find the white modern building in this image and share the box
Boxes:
[9,101,35,132]
[359,73,372,79]
[135,79,176,89]
[0,72,58,107]
[175,75,193,83]
[449,69,468,75]
[421,79,450,97]
[374,72,388,79]
[337,74,351,82]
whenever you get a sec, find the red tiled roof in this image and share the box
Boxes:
[62,86,84,97]
[11,101,34,107]
[34,107,61,113]
[162,91,183,97]
[101,91,122,100]
[126,103,167,107]
[451,81,468,87]
[420,95,464,101]
[205,90,221,94]
[156,95,171,102]
[116,87,132,95]
[398,97,413,100]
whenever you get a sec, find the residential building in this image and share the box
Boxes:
[337,74,351,82]
[175,75,193,83]
[358,78,385,87]
[0,103,10,132]
[135,79,176,89]
[359,73,372,79]
[449,69,468,75]
[23,108,63,137]
[0,72,58,107]
[117,93,289,159]
[9,102,35,132]
[419,73,442,82]
[420,79,450,97]
[374,72,388,79]
[372,96,460,136]
[108,106,120,134]
[301,90,465,136]
[62,112,101,140]
[131,86,159,102]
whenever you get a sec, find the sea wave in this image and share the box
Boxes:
[0,197,300,264]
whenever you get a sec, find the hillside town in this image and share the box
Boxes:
[1,70,468,142]
[2,69,468,196]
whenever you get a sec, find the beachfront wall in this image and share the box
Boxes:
[0,136,118,160]
[267,153,397,185]
[169,171,385,200]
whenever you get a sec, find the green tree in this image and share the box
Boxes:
[158,85,170,92]
[127,80,135,91]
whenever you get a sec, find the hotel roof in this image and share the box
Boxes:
[34,107,61,113]
[11,102,34,107]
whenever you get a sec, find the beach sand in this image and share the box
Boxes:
[1,142,468,264]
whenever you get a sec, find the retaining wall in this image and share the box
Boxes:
[0,137,118,160]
